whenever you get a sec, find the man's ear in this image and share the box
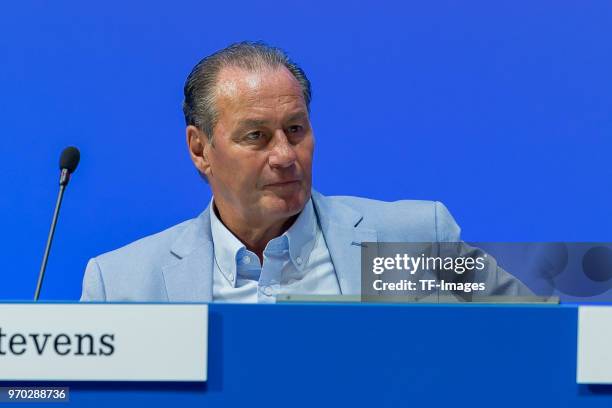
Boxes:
[186,125,212,179]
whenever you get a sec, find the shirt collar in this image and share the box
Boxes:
[209,196,318,282]
[209,200,245,287]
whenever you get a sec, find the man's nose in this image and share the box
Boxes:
[268,130,297,169]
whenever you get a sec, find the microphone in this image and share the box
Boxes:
[34,147,81,301]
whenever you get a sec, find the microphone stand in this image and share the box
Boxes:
[34,168,70,301]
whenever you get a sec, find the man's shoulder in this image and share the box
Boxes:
[92,217,195,271]
[325,194,436,212]
[318,193,446,223]
[314,192,460,241]
[82,212,209,301]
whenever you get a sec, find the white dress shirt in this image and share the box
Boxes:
[210,197,340,303]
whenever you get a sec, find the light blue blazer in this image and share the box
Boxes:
[80,190,530,302]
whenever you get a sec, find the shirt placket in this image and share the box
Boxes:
[258,239,288,303]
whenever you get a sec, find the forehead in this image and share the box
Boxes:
[214,66,307,120]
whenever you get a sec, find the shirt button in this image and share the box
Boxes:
[296,256,303,265]
[262,286,273,296]
[228,272,234,281]
[242,256,251,264]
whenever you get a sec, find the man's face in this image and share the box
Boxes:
[199,66,314,226]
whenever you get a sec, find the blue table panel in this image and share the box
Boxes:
[2,303,611,407]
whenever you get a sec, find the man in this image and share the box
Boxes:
[81,42,530,302]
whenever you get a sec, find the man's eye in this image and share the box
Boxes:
[287,125,303,134]
[246,131,264,141]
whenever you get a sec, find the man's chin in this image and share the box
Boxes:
[261,189,309,218]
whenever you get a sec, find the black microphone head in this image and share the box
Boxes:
[59,146,80,174]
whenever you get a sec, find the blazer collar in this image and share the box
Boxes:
[161,190,378,301]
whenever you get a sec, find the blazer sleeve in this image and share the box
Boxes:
[80,258,107,301]
[434,201,461,242]
[434,201,534,297]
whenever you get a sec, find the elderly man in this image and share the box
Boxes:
[81,42,530,302]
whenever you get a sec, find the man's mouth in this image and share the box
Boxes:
[265,180,301,187]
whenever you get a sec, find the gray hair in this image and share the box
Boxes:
[182,41,312,142]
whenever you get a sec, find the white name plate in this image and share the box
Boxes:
[578,306,612,384]
[0,304,207,382]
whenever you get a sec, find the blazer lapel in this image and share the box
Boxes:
[162,206,214,302]
[312,191,378,295]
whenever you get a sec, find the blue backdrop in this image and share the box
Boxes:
[1,1,611,300]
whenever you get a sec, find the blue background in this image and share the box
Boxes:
[1,1,611,300]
